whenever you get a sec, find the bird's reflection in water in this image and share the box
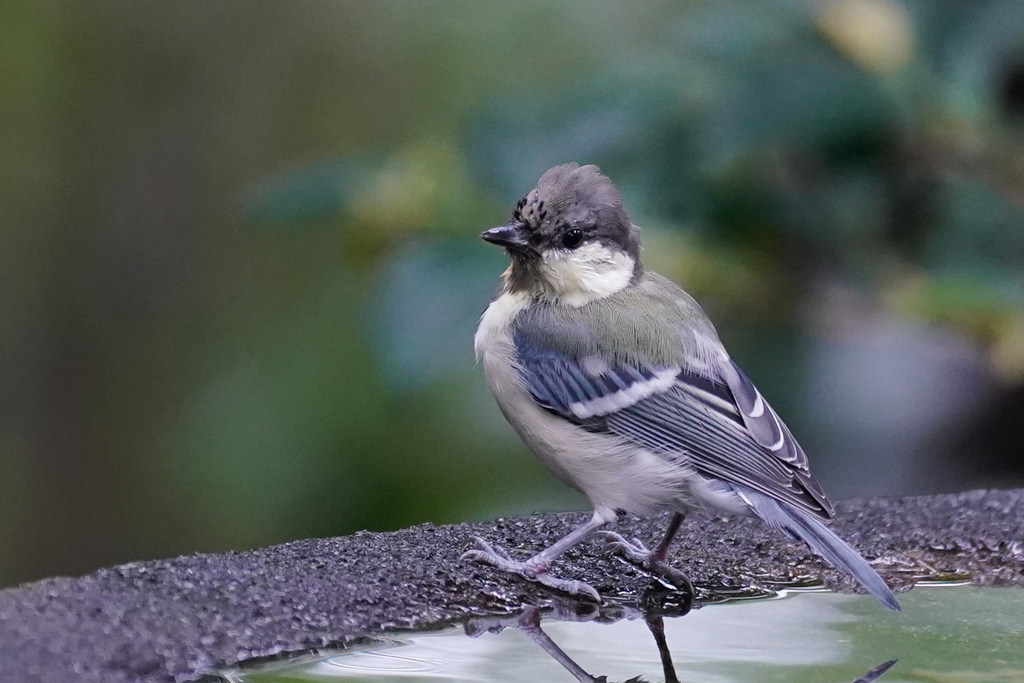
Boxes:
[465,590,897,683]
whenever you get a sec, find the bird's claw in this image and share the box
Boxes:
[596,531,695,595]
[534,573,601,602]
[461,535,513,562]
[462,537,601,602]
[596,531,650,561]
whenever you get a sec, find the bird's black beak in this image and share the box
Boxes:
[481,223,535,255]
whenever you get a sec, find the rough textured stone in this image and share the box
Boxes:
[1,488,1022,683]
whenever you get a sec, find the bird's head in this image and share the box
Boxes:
[481,163,642,306]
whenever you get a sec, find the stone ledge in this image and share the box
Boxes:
[1,488,1022,683]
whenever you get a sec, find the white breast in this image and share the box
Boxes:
[474,290,530,360]
[474,290,695,518]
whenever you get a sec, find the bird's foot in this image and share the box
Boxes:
[596,531,695,595]
[597,531,652,563]
[461,536,601,602]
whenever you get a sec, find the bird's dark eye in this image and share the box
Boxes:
[561,228,584,250]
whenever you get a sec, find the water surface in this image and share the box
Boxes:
[222,586,1024,683]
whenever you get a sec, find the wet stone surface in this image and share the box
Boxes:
[1,488,1023,683]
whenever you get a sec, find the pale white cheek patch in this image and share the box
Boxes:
[569,367,679,419]
[538,243,635,306]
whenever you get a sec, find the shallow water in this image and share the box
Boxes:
[221,586,1024,683]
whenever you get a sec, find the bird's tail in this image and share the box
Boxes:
[744,490,901,611]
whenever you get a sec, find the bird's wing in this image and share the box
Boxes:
[717,360,809,471]
[512,331,834,520]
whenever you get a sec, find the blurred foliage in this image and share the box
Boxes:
[2,0,1024,588]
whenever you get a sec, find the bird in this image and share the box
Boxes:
[464,162,900,610]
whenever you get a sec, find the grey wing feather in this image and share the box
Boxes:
[719,360,808,470]
[512,330,678,421]
[512,331,834,520]
[607,369,834,520]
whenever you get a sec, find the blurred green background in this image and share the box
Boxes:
[3,0,1024,589]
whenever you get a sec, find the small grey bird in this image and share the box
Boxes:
[466,163,899,610]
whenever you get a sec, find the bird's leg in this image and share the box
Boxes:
[597,512,694,594]
[516,607,603,683]
[645,613,680,683]
[650,510,684,563]
[462,513,609,601]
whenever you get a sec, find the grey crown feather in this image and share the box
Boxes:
[513,164,642,265]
